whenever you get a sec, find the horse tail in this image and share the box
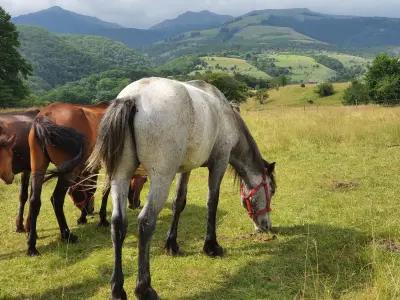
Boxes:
[33,116,85,181]
[86,97,137,176]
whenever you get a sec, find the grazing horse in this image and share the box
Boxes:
[0,109,39,232]
[25,102,147,256]
[87,77,276,300]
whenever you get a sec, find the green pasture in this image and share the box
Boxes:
[194,56,270,79]
[0,101,400,299]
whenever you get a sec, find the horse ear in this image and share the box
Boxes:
[266,162,275,174]
[7,134,16,148]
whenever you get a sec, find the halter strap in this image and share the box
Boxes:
[240,175,272,220]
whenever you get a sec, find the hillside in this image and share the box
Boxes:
[244,82,349,110]
[190,56,270,79]
[151,10,233,35]
[17,25,149,92]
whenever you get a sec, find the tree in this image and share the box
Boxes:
[365,54,400,105]
[343,80,370,105]
[0,7,32,107]
[196,72,249,103]
[315,82,334,97]
[254,88,269,104]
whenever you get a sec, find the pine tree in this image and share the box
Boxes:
[0,6,32,107]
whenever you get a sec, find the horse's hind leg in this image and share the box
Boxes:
[16,171,30,232]
[165,172,191,255]
[135,174,174,300]
[51,176,78,243]
[109,140,137,300]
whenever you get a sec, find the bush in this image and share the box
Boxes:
[343,80,370,105]
[196,72,249,103]
[365,54,400,105]
[315,82,334,97]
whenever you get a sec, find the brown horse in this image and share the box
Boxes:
[0,109,39,232]
[0,109,137,233]
[26,102,146,256]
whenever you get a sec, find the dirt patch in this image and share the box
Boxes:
[331,180,359,191]
[221,233,277,242]
[377,239,400,253]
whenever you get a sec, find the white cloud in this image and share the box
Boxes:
[1,0,400,28]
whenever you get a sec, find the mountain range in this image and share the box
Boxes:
[12,6,400,54]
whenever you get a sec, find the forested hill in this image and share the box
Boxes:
[17,25,149,92]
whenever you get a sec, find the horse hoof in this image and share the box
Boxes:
[77,217,87,225]
[27,247,40,256]
[61,232,78,244]
[16,225,26,233]
[203,240,224,257]
[128,202,141,210]
[98,219,110,227]
[110,288,127,300]
[135,286,159,300]
[165,239,181,256]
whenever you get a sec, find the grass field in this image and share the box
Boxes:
[0,101,400,299]
[193,56,270,79]
[266,54,337,83]
[245,82,350,110]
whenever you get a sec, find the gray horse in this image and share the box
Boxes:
[87,77,276,300]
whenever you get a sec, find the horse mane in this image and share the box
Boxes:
[231,107,265,177]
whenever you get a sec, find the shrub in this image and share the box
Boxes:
[343,80,370,105]
[315,82,334,97]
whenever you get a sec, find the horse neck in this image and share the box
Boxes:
[229,117,264,187]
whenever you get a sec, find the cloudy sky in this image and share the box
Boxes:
[1,0,400,28]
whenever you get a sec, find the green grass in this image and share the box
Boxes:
[193,56,270,79]
[1,104,400,299]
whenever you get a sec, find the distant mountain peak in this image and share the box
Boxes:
[150,10,234,34]
[12,6,123,34]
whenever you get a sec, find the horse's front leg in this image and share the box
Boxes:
[165,172,190,255]
[128,176,147,210]
[51,176,78,243]
[98,182,110,227]
[135,174,174,300]
[203,160,228,257]
[16,170,30,232]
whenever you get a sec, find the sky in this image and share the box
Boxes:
[1,0,400,29]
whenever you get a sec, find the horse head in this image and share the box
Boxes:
[240,160,276,232]
[0,127,16,184]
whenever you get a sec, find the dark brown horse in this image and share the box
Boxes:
[0,109,39,232]
[25,102,146,256]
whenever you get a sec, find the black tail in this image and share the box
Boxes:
[33,116,85,181]
[87,97,136,176]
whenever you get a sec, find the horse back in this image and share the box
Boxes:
[34,102,108,166]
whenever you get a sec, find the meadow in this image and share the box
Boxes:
[0,90,400,299]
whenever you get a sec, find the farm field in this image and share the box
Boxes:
[0,103,400,299]
[193,56,271,79]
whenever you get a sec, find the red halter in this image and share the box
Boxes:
[240,175,272,220]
